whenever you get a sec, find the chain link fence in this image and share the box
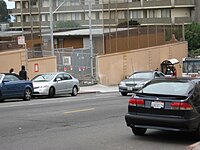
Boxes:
[27,47,96,86]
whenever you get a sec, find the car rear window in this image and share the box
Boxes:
[139,81,192,96]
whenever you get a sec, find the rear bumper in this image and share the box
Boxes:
[125,113,200,132]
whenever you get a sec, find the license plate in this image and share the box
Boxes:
[127,87,133,90]
[151,101,164,109]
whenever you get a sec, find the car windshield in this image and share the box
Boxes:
[139,81,192,96]
[0,74,3,81]
[32,74,55,82]
[129,72,153,79]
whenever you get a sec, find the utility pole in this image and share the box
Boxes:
[49,0,66,56]
[89,0,94,84]
[20,0,24,36]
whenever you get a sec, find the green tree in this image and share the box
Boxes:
[117,19,140,27]
[185,23,200,53]
[0,0,10,22]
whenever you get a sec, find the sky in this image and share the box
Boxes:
[4,0,15,9]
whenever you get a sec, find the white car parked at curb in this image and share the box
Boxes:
[31,72,79,97]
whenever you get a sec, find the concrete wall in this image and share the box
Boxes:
[0,49,26,74]
[28,56,57,80]
[0,42,188,85]
[97,41,188,85]
[0,49,57,80]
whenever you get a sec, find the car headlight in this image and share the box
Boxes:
[119,81,126,87]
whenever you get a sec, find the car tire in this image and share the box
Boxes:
[193,124,200,140]
[0,92,4,102]
[23,88,32,101]
[131,126,147,136]
[48,87,55,98]
[71,86,78,96]
[121,92,127,96]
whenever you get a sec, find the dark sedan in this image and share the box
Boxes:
[119,71,165,96]
[0,73,33,102]
[125,77,200,139]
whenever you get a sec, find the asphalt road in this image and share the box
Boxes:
[0,93,195,150]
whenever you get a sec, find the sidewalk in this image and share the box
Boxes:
[79,84,119,94]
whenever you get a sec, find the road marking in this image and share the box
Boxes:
[64,108,95,115]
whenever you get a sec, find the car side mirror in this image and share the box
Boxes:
[125,75,129,79]
[56,78,61,82]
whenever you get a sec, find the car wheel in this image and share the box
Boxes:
[48,87,55,98]
[23,88,32,101]
[121,92,127,96]
[71,86,78,96]
[131,126,147,136]
[0,91,4,102]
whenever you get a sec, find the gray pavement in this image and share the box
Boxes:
[79,84,118,94]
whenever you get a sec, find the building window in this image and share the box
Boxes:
[72,13,81,20]
[85,0,95,5]
[117,11,125,19]
[71,0,80,6]
[147,9,161,18]
[130,10,142,18]
[31,1,38,8]
[85,13,96,20]
[42,0,49,7]
[161,9,171,18]
[31,15,39,21]
[42,15,46,21]
[148,10,154,18]
[57,14,67,21]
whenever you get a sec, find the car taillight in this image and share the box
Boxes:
[129,98,144,107]
[171,102,193,110]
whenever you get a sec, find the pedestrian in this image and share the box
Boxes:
[19,65,27,80]
[173,67,177,77]
[9,68,15,73]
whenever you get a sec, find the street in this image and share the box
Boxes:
[0,93,193,150]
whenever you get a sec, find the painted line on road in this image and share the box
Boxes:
[64,108,95,115]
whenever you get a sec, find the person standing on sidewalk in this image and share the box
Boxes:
[9,68,15,73]
[19,65,27,80]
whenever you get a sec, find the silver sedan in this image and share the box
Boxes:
[31,72,80,97]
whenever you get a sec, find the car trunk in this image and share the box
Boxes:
[129,94,193,119]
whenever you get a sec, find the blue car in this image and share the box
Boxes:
[0,73,33,102]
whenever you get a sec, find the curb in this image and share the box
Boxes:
[79,91,119,94]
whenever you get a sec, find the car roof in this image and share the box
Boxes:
[0,73,18,75]
[133,71,161,73]
[37,72,69,75]
[150,77,199,83]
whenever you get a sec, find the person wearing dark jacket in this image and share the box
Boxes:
[19,65,27,80]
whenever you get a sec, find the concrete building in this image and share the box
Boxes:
[8,0,196,30]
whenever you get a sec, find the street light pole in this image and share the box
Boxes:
[89,0,94,84]
[49,0,54,56]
